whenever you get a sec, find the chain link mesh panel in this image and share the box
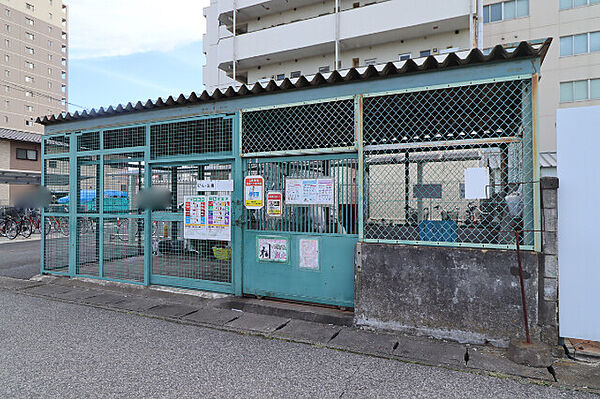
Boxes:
[77,131,100,151]
[43,215,69,273]
[77,155,100,213]
[44,134,70,154]
[363,79,534,247]
[103,152,144,214]
[76,217,99,276]
[102,217,145,282]
[245,157,358,235]
[150,117,232,159]
[104,126,145,149]
[44,157,69,213]
[241,99,355,154]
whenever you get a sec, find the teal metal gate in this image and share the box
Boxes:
[240,98,358,307]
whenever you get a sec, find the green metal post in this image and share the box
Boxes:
[99,130,104,278]
[144,124,152,285]
[40,137,45,274]
[68,133,77,277]
[232,113,243,296]
[355,95,364,240]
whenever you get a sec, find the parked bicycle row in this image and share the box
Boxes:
[0,207,41,240]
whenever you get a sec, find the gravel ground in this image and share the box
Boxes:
[0,291,594,399]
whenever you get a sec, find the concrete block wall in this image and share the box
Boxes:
[539,176,559,344]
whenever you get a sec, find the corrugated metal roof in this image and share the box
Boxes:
[0,128,42,143]
[37,39,552,127]
[539,151,557,168]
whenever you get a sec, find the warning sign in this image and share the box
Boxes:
[244,175,264,209]
[257,236,288,263]
[266,191,283,217]
[285,178,334,205]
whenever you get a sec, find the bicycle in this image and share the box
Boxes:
[0,216,18,240]
[44,215,69,236]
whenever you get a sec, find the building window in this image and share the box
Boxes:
[365,58,377,66]
[26,3,35,11]
[25,105,34,112]
[26,17,34,26]
[25,76,34,83]
[5,24,10,32]
[48,26,52,33]
[4,116,8,123]
[26,47,34,55]
[483,0,529,23]
[4,54,9,62]
[290,70,301,78]
[560,78,600,102]
[5,9,9,17]
[48,54,53,61]
[48,81,53,89]
[26,32,34,40]
[25,61,34,69]
[49,12,52,20]
[25,91,33,97]
[61,71,66,79]
[4,70,9,77]
[560,31,600,56]
[420,50,431,57]
[276,73,285,81]
[48,67,52,75]
[4,100,8,108]
[48,40,53,48]
[61,84,66,92]
[5,39,9,48]
[318,66,330,74]
[399,53,411,61]
[560,0,600,9]
[24,119,34,127]
[5,85,9,93]
[16,148,37,161]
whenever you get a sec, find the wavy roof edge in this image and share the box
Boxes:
[38,39,552,127]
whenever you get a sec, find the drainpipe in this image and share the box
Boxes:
[471,0,484,49]
[469,0,475,49]
[334,0,339,70]
[477,0,483,48]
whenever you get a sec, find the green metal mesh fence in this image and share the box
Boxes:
[363,79,535,247]
[103,152,145,214]
[102,217,145,282]
[241,99,355,154]
[43,215,69,273]
[44,157,69,213]
[76,217,99,276]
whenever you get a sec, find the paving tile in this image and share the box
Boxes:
[272,319,342,344]
[51,289,103,301]
[110,296,165,312]
[328,328,398,356]
[146,303,200,318]
[225,313,290,333]
[182,308,242,326]
[0,277,42,291]
[393,335,465,366]
[82,292,128,306]
[20,284,72,297]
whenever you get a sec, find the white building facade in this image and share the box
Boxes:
[203,0,600,160]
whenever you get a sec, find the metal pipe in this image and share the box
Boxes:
[515,229,531,344]
[232,0,237,88]
[335,0,340,70]
[477,0,484,49]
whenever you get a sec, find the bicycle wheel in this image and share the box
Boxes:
[59,219,70,236]
[117,219,131,241]
[5,219,18,240]
[19,219,32,238]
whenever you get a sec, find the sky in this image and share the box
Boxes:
[64,0,210,112]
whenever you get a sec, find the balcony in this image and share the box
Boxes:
[217,0,323,25]
[217,0,471,72]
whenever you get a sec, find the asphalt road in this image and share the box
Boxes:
[0,291,593,399]
[0,239,40,279]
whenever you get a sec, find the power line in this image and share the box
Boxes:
[0,78,86,110]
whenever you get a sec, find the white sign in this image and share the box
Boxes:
[464,168,490,199]
[285,178,334,205]
[196,180,234,192]
[257,237,288,262]
[183,195,231,241]
[299,239,319,270]
[244,176,264,209]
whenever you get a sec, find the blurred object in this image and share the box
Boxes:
[14,186,52,209]
[136,188,171,210]
[212,246,232,260]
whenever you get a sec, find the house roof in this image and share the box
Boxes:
[37,39,552,127]
[0,128,42,143]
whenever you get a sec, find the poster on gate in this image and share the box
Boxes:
[183,195,231,241]
[285,178,334,205]
[244,175,264,209]
[266,191,283,217]
[257,236,288,263]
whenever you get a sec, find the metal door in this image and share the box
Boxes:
[242,155,358,307]
[149,161,240,293]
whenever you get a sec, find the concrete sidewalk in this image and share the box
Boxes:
[1,275,598,395]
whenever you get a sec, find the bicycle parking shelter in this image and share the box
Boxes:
[39,40,548,309]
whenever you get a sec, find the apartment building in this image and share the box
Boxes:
[0,0,68,134]
[203,0,600,165]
